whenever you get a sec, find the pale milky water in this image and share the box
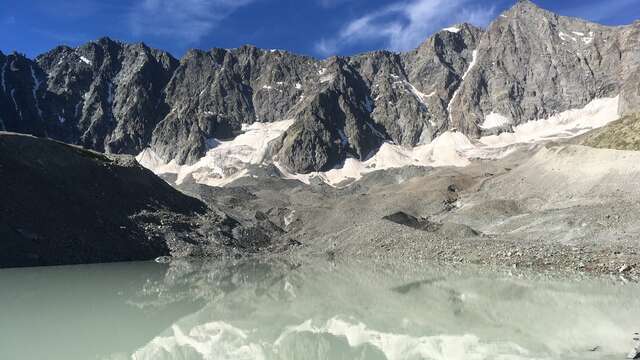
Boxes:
[0,258,638,360]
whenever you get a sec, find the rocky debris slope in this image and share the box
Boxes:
[1,1,637,175]
[0,132,284,267]
[174,140,640,277]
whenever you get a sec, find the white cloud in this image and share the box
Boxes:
[129,0,254,43]
[314,0,495,56]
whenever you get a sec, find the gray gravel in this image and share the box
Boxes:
[179,142,640,279]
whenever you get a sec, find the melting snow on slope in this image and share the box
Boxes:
[137,97,619,187]
[30,65,43,119]
[276,131,474,186]
[137,119,294,187]
[1,61,7,93]
[447,50,478,122]
[479,96,618,147]
[278,96,620,186]
[480,112,512,129]
[79,56,92,66]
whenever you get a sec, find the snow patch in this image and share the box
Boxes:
[571,31,585,36]
[319,74,334,83]
[139,97,620,188]
[559,32,577,42]
[137,119,295,187]
[442,26,461,33]
[58,115,66,124]
[79,56,92,66]
[404,82,435,107]
[10,88,22,121]
[294,82,302,90]
[1,61,7,93]
[479,96,619,147]
[74,101,82,118]
[30,66,43,119]
[447,49,478,122]
[276,131,474,186]
[480,112,512,129]
[277,96,619,187]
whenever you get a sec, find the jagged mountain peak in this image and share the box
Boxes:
[0,2,638,178]
[510,0,542,11]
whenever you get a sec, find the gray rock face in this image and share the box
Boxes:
[451,1,640,135]
[150,46,317,164]
[0,38,178,154]
[36,37,178,153]
[1,0,638,174]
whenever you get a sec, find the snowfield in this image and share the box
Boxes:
[137,119,294,187]
[137,96,620,187]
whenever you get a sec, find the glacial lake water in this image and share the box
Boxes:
[0,258,638,360]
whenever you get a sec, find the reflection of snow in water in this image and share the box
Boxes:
[133,322,266,360]
[133,317,534,360]
[130,258,640,360]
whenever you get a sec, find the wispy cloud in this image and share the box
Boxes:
[317,0,354,9]
[314,0,495,57]
[2,15,16,25]
[129,0,254,43]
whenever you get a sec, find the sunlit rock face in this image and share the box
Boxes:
[1,1,638,175]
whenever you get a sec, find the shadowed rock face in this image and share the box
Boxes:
[0,1,639,174]
[0,132,208,267]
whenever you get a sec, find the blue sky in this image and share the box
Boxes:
[1,0,639,59]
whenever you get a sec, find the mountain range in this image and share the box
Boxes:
[1,0,638,176]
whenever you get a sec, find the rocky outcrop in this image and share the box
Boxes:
[36,37,179,153]
[0,38,178,154]
[1,1,639,175]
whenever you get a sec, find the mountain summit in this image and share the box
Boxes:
[0,1,638,174]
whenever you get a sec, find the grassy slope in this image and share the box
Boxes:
[579,113,640,150]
